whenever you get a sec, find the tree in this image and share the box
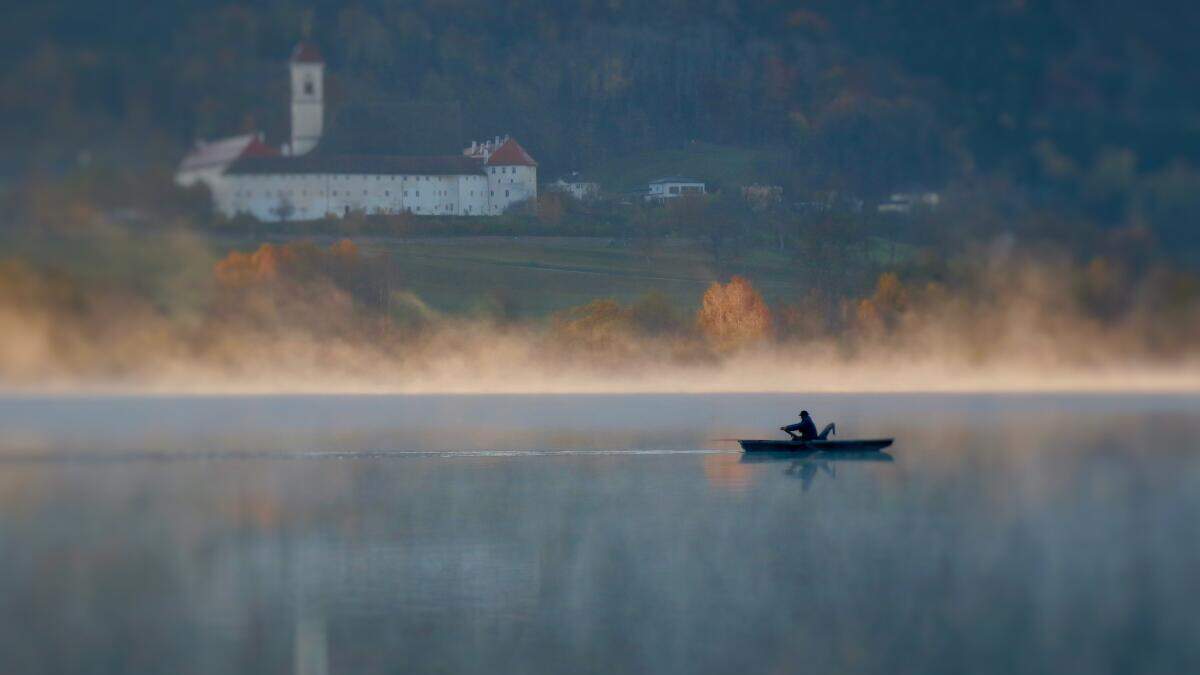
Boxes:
[696,276,773,351]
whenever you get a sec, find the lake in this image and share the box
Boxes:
[0,393,1197,674]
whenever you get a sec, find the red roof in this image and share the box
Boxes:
[290,42,324,64]
[178,133,277,172]
[241,136,279,158]
[485,138,537,167]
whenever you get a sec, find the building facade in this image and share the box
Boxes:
[177,42,537,221]
[646,176,706,201]
[547,172,600,201]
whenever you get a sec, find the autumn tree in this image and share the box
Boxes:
[697,276,773,351]
[853,272,910,335]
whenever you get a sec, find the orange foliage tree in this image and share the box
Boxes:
[696,276,773,351]
[214,240,361,286]
[853,272,910,335]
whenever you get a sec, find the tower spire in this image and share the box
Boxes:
[288,41,324,156]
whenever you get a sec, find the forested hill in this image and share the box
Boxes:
[2,0,1198,202]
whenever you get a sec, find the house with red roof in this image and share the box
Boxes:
[176,42,537,221]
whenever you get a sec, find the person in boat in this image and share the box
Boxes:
[781,410,835,441]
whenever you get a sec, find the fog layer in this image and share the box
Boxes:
[1,233,1197,394]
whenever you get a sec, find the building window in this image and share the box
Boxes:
[303,78,314,96]
[505,190,510,197]
[385,190,390,196]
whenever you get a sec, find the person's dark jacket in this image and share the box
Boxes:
[785,416,819,440]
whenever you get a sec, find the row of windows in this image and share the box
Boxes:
[242,203,496,217]
[489,166,523,175]
[232,186,519,199]
[235,189,444,198]
[245,174,482,182]
[234,187,523,201]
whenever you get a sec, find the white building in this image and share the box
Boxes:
[177,42,537,221]
[877,191,940,214]
[547,172,600,201]
[646,176,706,201]
[175,133,277,193]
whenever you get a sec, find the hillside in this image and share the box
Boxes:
[583,143,792,193]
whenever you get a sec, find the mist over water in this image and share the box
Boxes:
[1,393,1197,673]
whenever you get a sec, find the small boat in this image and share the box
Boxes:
[738,438,894,453]
[739,450,894,464]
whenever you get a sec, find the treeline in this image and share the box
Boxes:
[3,1,1199,268]
[4,2,1199,194]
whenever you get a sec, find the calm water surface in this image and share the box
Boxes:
[0,393,1197,674]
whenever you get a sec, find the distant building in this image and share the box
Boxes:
[646,176,706,201]
[176,42,537,221]
[877,191,940,214]
[286,42,325,157]
[547,172,600,201]
[175,133,278,195]
[741,184,783,210]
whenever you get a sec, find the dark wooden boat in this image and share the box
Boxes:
[739,450,893,464]
[738,438,893,453]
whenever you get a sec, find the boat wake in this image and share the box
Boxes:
[0,447,738,464]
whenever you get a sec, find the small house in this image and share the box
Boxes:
[646,176,706,201]
[547,172,600,201]
[877,191,940,214]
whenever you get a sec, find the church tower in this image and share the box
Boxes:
[289,42,324,156]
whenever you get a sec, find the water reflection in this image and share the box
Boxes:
[740,451,895,491]
[293,602,328,675]
[701,452,755,491]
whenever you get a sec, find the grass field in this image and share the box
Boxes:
[585,142,792,192]
[205,231,910,318]
[9,229,900,320]
[353,236,810,317]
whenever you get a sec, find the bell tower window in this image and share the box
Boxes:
[303,78,314,96]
